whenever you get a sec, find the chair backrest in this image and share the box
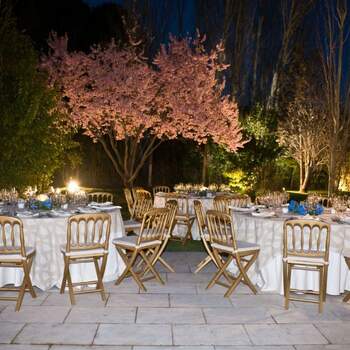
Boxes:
[66,213,111,253]
[153,186,170,197]
[165,192,190,216]
[283,219,330,262]
[137,207,170,244]
[206,210,237,249]
[124,188,134,216]
[132,197,153,221]
[88,192,113,203]
[213,195,232,214]
[194,200,206,229]
[0,216,26,257]
[165,199,178,234]
[134,188,152,200]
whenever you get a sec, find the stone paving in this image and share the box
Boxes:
[0,251,350,349]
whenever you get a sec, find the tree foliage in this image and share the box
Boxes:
[0,2,77,190]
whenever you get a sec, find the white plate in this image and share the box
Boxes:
[88,202,113,207]
[89,205,121,211]
[251,211,276,218]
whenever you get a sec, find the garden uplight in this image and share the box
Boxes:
[67,179,80,194]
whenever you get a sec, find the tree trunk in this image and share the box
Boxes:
[328,145,337,196]
[147,152,153,187]
[201,143,209,185]
[300,166,310,193]
[299,160,304,192]
[252,15,263,102]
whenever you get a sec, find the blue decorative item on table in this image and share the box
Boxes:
[30,194,52,210]
[288,199,324,216]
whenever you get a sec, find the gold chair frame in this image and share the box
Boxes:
[283,219,330,312]
[153,185,170,197]
[114,208,169,291]
[0,216,36,311]
[88,192,113,203]
[60,212,111,305]
[206,210,260,297]
[343,254,350,302]
[165,193,195,245]
[124,188,134,217]
[193,200,218,273]
[133,188,152,200]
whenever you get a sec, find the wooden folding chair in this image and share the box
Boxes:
[0,216,36,311]
[88,192,113,203]
[124,188,134,217]
[283,219,330,312]
[206,210,260,297]
[165,193,195,245]
[153,185,170,197]
[133,188,152,200]
[213,195,232,214]
[60,212,111,305]
[193,200,218,273]
[343,251,350,303]
[113,207,169,291]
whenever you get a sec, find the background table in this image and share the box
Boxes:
[232,211,350,295]
[0,208,125,290]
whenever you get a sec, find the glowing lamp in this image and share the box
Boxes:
[67,180,80,194]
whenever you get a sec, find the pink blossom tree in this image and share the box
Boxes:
[42,33,244,187]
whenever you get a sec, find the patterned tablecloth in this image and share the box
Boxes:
[231,212,350,295]
[0,208,125,291]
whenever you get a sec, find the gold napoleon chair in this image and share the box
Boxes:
[113,207,170,291]
[0,216,36,311]
[60,212,111,305]
[133,187,152,200]
[343,250,350,303]
[124,188,134,217]
[153,185,170,197]
[193,200,218,273]
[206,210,260,297]
[88,192,113,203]
[283,219,330,312]
[213,195,233,214]
[165,192,195,245]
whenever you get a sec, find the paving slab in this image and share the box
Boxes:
[315,323,350,344]
[94,324,172,345]
[134,347,214,350]
[0,322,24,344]
[245,324,328,345]
[203,306,274,324]
[173,325,251,345]
[50,346,131,350]
[137,307,205,324]
[295,346,350,350]
[0,346,49,350]
[65,307,136,323]
[139,282,197,294]
[170,294,232,308]
[0,306,69,323]
[107,293,169,307]
[167,272,213,284]
[215,347,294,350]
[14,323,98,345]
[42,292,108,307]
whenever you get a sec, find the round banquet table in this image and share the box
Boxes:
[154,193,215,240]
[231,211,350,295]
[0,208,125,291]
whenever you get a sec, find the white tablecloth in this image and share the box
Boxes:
[0,208,125,291]
[231,212,350,295]
[154,194,214,240]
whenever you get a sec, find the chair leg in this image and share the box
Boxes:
[140,249,165,285]
[25,256,36,298]
[283,260,288,298]
[194,255,213,274]
[206,250,233,290]
[343,291,350,302]
[93,256,106,301]
[157,256,175,273]
[319,266,324,313]
[285,263,292,310]
[60,256,69,294]
[323,266,328,302]
[65,258,75,305]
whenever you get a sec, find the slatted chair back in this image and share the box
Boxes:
[213,195,232,214]
[137,208,170,244]
[165,192,191,216]
[124,188,134,217]
[206,210,237,250]
[165,199,178,232]
[66,213,111,254]
[132,197,153,221]
[88,192,113,203]
[0,216,25,257]
[134,188,152,200]
[194,200,206,231]
[283,220,330,261]
[153,186,170,197]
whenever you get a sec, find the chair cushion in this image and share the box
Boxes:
[113,235,161,249]
[123,219,141,230]
[283,256,328,266]
[60,245,107,257]
[211,240,260,254]
[0,247,35,261]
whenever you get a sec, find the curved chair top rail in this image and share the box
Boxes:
[88,192,114,203]
[0,216,26,256]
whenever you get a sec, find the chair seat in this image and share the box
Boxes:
[176,214,195,221]
[211,240,260,254]
[123,219,141,229]
[0,247,35,261]
[283,256,328,266]
[113,235,161,249]
[60,245,107,257]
